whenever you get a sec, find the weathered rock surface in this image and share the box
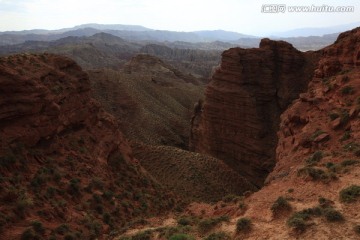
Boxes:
[190,39,319,186]
[0,53,175,239]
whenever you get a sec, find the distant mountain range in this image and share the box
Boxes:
[270,21,360,37]
[0,23,359,53]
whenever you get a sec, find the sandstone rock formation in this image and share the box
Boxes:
[190,39,319,186]
[119,27,360,240]
[0,53,175,239]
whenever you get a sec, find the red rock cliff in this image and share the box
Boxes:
[190,39,319,186]
[0,53,175,239]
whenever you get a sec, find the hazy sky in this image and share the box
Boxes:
[0,0,359,35]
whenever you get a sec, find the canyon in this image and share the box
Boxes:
[0,26,359,240]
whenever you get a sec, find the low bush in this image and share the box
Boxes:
[198,216,229,233]
[236,218,251,233]
[204,232,231,240]
[297,167,330,181]
[306,151,323,165]
[169,233,195,240]
[341,85,354,95]
[132,230,152,240]
[21,229,38,240]
[177,217,192,226]
[339,185,360,203]
[271,196,292,216]
[31,220,45,234]
[340,159,359,167]
[323,208,344,222]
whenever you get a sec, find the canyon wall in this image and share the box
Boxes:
[190,39,319,186]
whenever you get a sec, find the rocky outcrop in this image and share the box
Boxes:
[190,39,319,186]
[0,53,176,239]
[270,27,360,182]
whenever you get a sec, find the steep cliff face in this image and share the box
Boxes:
[0,54,175,239]
[270,27,360,181]
[119,27,360,240]
[190,39,319,186]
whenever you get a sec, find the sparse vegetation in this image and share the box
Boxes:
[329,112,339,120]
[287,207,321,232]
[297,166,335,182]
[131,230,152,240]
[323,208,344,222]
[21,228,38,240]
[169,233,195,240]
[271,196,292,216]
[177,217,193,226]
[341,85,354,95]
[198,216,229,234]
[309,129,325,141]
[340,130,351,142]
[204,232,231,240]
[236,218,251,233]
[306,151,323,165]
[339,185,360,203]
[222,194,241,203]
[287,204,344,232]
[343,142,360,156]
[31,220,45,234]
[287,217,307,232]
[340,159,359,167]
[68,178,81,196]
[56,223,70,235]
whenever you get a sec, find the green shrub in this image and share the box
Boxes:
[323,208,344,222]
[31,220,45,234]
[198,216,229,233]
[15,195,34,218]
[310,130,325,141]
[68,178,81,195]
[177,217,192,226]
[341,159,359,167]
[21,229,38,240]
[157,226,191,239]
[271,196,292,216]
[297,167,331,181]
[341,85,354,95]
[329,112,339,120]
[56,224,70,235]
[222,194,239,203]
[339,185,360,203]
[169,233,195,240]
[204,232,230,240]
[236,218,251,233]
[343,142,360,153]
[287,207,322,232]
[306,151,323,165]
[103,212,112,225]
[132,230,152,240]
[340,131,351,142]
[287,217,307,232]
